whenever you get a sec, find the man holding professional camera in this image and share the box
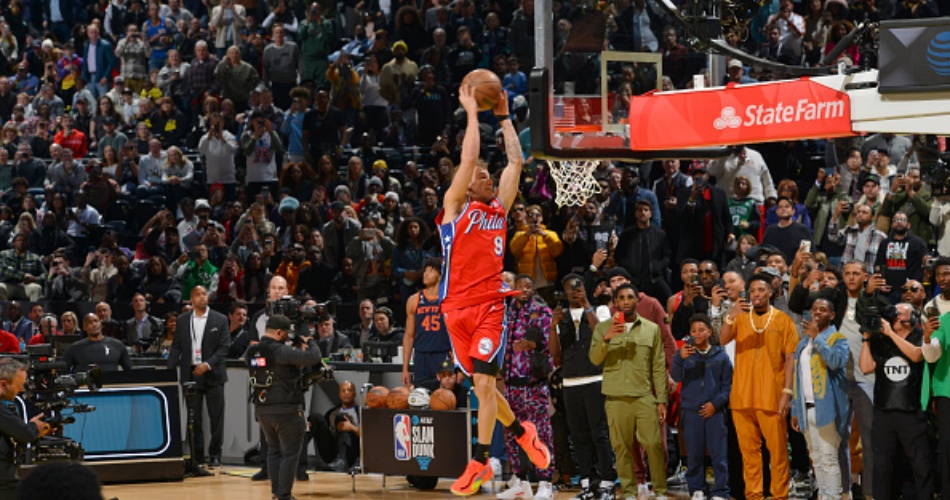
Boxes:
[859,302,933,500]
[246,314,323,500]
[0,358,51,499]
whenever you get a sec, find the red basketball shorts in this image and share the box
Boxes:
[442,299,506,376]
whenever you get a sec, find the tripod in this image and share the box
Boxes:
[182,382,213,478]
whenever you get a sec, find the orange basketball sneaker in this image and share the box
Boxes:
[515,421,551,469]
[450,458,494,496]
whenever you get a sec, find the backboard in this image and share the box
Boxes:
[528,0,732,161]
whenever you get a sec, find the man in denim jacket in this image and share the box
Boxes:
[791,296,850,500]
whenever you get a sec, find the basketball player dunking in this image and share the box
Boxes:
[438,85,551,496]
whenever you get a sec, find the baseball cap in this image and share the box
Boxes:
[330,200,346,211]
[194,198,211,211]
[266,314,293,332]
[760,266,782,279]
[279,196,300,213]
[438,356,454,374]
[384,191,399,203]
[392,40,408,52]
[863,174,880,186]
[512,95,528,110]
[728,59,743,69]
[373,159,388,171]
[368,177,384,188]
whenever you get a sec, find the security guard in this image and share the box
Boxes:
[245,315,323,500]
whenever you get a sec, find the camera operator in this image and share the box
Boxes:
[858,302,934,499]
[248,275,309,482]
[245,315,323,500]
[0,358,51,499]
[63,313,132,372]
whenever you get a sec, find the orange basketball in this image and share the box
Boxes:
[461,69,503,111]
[387,386,410,409]
[366,386,390,408]
[429,388,457,410]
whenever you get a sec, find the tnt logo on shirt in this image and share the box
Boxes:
[885,241,910,270]
[883,356,911,382]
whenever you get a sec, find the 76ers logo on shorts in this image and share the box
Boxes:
[393,414,411,461]
[478,338,494,356]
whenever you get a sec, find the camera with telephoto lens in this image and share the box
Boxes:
[266,297,335,326]
[19,344,101,464]
[860,305,898,337]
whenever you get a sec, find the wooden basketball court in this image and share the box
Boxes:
[100,467,690,499]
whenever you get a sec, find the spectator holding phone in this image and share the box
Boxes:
[346,217,393,302]
[173,243,218,300]
[241,110,282,200]
[81,247,117,303]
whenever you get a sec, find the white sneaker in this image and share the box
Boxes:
[497,477,533,499]
[490,458,503,479]
[691,492,707,500]
[534,481,554,500]
[637,483,650,499]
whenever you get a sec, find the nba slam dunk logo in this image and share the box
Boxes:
[394,414,436,470]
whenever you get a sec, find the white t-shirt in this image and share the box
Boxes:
[245,133,278,183]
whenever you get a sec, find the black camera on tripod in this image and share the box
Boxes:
[19,344,101,464]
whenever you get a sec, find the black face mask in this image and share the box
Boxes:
[894,226,908,235]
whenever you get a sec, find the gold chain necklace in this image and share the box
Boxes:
[749,306,774,334]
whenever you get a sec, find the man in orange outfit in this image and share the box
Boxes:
[720,272,797,500]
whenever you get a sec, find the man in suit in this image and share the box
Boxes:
[168,286,230,468]
[676,165,735,267]
[4,302,31,342]
[82,24,117,98]
[124,293,163,352]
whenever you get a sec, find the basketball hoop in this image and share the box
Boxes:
[547,159,602,207]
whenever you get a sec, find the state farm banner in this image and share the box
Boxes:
[628,78,853,150]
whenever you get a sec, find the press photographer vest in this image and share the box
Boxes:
[246,338,305,406]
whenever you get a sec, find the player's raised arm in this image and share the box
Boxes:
[494,91,523,213]
[443,84,480,221]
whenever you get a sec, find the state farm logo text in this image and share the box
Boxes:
[713,99,846,130]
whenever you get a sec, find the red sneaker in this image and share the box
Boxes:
[450,458,494,496]
[515,421,551,469]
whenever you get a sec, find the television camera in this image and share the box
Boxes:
[265,297,336,385]
[18,344,101,464]
[266,297,335,329]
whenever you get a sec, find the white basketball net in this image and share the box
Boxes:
[547,159,602,207]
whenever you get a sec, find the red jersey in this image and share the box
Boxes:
[437,197,517,311]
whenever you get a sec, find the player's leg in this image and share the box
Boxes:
[445,308,495,496]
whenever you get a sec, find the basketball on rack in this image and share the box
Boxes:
[386,386,411,409]
[429,388,457,410]
[461,69,503,111]
[365,386,390,408]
